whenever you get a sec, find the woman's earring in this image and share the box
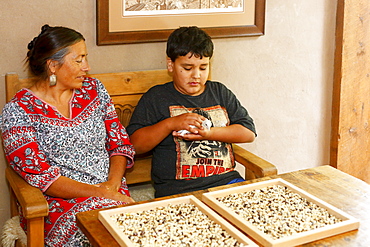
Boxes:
[49,74,57,86]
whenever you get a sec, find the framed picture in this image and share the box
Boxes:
[96,0,265,45]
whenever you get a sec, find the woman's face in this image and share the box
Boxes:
[53,40,90,89]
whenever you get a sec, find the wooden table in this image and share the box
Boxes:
[76,165,370,246]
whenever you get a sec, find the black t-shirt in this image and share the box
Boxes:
[127,81,256,197]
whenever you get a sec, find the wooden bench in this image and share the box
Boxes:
[3,70,278,247]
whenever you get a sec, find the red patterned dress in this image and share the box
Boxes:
[0,77,135,246]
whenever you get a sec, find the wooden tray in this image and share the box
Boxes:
[98,195,258,246]
[202,178,360,247]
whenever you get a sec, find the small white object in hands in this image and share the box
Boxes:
[177,119,212,136]
[202,119,212,130]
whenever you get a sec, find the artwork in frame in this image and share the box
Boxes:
[96,0,265,45]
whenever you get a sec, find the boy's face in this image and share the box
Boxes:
[167,52,210,96]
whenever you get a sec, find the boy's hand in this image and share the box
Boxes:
[172,113,206,134]
[172,129,211,140]
[173,118,212,140]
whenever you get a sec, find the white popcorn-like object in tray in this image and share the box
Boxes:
[216,185,342,240]
[98,195,258,247]
[202,178,360,247]
[111,203,245,246]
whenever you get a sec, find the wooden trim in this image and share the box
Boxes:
[27,217,45,247]
[330,0,345,169]
[96,0,265,45]
[330,0,370,183]
[5,167,49,219]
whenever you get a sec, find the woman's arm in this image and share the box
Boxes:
[45,174,134,203]
[97,155,127,192]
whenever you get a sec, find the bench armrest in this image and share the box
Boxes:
[5,167,48,219]
[232,144,278,180]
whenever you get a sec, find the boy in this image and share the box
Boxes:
[127,26,256,197]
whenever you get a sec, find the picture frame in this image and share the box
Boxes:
[96,0,265,45]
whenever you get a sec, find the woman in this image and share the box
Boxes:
[0,25,135,246]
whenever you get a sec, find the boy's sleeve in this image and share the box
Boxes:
[126,88,159,136]
[222,84,257,136]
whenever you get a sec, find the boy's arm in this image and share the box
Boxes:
[130,113,206,154]
[173,124,255,143]
[129,118,173,154]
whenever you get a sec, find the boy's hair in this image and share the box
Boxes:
[166,26,214,62]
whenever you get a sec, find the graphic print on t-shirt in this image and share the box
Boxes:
[170,105,235,180]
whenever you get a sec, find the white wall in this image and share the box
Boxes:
[214,1,336,173]
[0,1,337,229]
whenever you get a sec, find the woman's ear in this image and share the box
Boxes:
[166,57,174,72]
[47,59,58,74]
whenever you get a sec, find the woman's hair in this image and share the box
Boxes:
[26,24,85,80]
[166,26,214,62]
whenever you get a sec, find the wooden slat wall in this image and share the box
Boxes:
[331,0,370,183]
[90,70,172,127]
[90,70,172,96]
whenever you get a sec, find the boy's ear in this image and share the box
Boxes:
[166,57,174,72]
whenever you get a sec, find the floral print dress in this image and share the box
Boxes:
[0,77,135,246]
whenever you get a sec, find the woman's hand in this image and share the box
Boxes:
[94,183,135,203]
[46,176,135,204]
[103,189,135,204]
[95,180,121,192]
[94,181,135,203]
[117,194,135,204]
